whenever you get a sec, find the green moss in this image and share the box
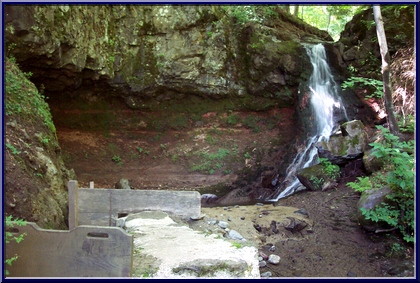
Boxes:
[5,59,57,143]
[276,41,300,55]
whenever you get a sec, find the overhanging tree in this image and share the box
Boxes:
[373,5,400,135]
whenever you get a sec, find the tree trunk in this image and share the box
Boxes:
[293,5,299,17]
[373,5,400,135]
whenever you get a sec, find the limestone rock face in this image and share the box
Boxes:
[4,5,330,109]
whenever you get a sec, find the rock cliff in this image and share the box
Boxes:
[5,5,332,109]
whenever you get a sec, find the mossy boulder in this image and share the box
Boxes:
[356,186,392,232]
[297,164,338,191]
[316,120,369,165]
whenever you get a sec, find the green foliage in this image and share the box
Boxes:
[231,241,244,249]
[243,115,261,133]
[309,175,324,190]
[347,126,414,243]
[318,157,340,179]
[397,114,415,134]
[341,76,384,99]
[299,5,368,41]
[112,155,122,165]
[388,242,406,257]
[347,176,372,192]
[226,113,240,125]
[5,59,56,134]
[223,6,260,25]
[205,134,218,145]
[6,143,21,155]
[191,148,231,174]
[4,216,27,276]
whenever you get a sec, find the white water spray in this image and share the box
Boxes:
[269,44,348,201]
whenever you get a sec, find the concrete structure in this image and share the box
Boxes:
[5,222,133,277]
[68,180,201,228]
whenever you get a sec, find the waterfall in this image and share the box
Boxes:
[269,43,348,201]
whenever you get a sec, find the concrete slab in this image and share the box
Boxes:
[125,211,260,278]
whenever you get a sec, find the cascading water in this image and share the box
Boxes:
[269,43,349,201]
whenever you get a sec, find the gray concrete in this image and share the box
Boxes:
[125,211,260,278]
[68,180,202,228]
[5,222,133,277]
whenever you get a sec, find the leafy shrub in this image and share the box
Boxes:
[341,76,383,99]
[226,114,240,125]
[4,216,26,276]
[319,158,340,179]
[347,126,414,243]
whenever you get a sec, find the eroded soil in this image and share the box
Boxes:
[53,103,414,278]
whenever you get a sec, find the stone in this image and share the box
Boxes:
[115,178,131,190]
[228,230,245,241]
[201,194,218,204]
[316,120,369,165]
[357,186,393,232]
[260,271,272,277]
[218,221,229,229]
[258,260,267,267]
[268,254,281,265]
[294,208,309,217]
[173,259,248,278]
[363,148,385,174]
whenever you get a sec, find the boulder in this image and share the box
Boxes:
[357,186,392,232]
[363,148,385,174]
[316,120,369,165]
[297,164,338,191]
[115,178,132,190]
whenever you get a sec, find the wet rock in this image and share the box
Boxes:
[258,261,266,268]
[268,254,281,265]
[316,120,369,165]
